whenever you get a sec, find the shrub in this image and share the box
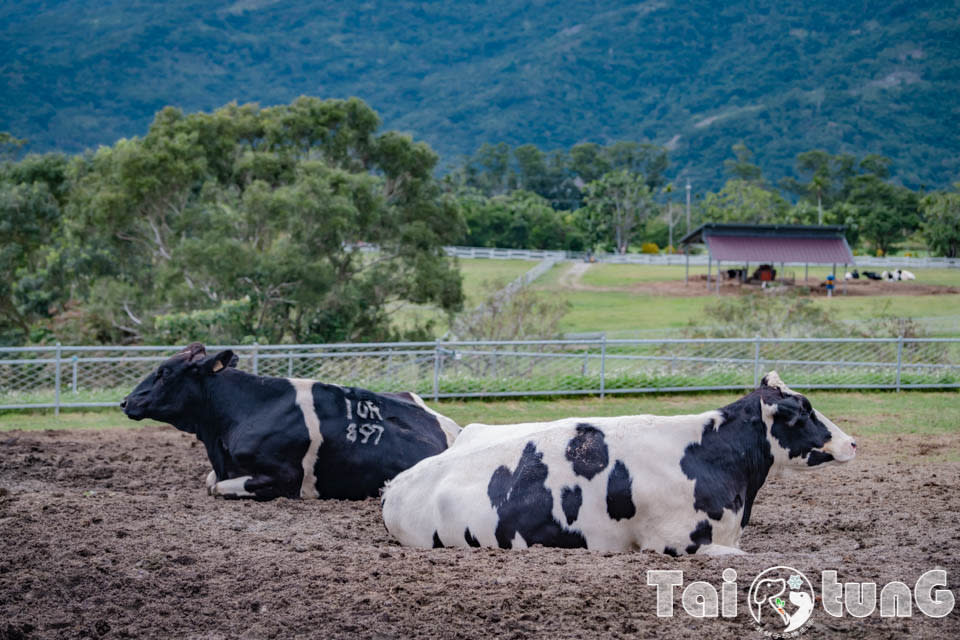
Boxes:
[640,242,660,254]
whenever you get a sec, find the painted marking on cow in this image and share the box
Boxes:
[565,424,609,479]
[291,378,323,499]
[561,485,583,525]
[346,423,384,445]
[356,399,383,421]
[606,460,636,521]
[213,475,254,498]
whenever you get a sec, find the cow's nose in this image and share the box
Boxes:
[850,441,856,449]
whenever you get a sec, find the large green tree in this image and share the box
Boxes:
[582,170,657,253]
[920,186,960,258]
[66,97,465,344]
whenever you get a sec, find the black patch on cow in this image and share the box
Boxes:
[606,460,636,521]
[565,424,610,480]
[680,401,775,528]
[768,395,832,460]
[806,450,835,466]
[432,531,444,548]
[561,485,583,525]
[685,519,713,555]
[663,546,679,557]
[464,528,480,548]
[486,441,587,549]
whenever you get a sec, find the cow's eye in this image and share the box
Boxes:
[156,368,165,380]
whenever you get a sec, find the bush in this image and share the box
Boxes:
[640,242,660,254]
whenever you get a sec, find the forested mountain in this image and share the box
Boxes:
[2,0,958,190]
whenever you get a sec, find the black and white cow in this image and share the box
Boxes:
[381,372,856,554]
[122,343,460,500]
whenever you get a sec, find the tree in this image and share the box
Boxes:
[583,170,657,253]
[65,97,466,344]
[920,186,960,257]
[723,143,764,185]
[847,173,919,255]
[699,179,788,224]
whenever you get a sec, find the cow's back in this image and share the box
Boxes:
[382,413,717,550]
[310,384,454,499]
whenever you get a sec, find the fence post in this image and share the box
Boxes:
[288,352,294,377]
[599,336,607,398]
[252,342,259,376]
[54,342,62,416]
[433,341,441,401]
[753,336,761,387]
[71,355,78,394]
[895,335,904,392]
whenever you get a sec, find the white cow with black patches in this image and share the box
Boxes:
[382,372,856,554]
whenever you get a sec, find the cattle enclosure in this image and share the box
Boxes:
[2,406,959,639]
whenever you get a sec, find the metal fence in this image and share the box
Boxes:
[2,337,958,413]
[444,245,960,268]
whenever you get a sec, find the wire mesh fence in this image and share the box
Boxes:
[2,337,958,413]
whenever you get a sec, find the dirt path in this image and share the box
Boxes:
[556,261,592,290]
[1,427,959,639]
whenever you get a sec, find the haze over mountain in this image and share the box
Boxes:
[3,0,958,190]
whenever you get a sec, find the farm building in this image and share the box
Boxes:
[679,223,855,289]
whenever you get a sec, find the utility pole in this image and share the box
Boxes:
[685,180,692,232]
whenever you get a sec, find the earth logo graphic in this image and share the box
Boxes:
[748,566,816,635]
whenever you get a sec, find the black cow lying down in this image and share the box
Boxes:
[122,343,461,499]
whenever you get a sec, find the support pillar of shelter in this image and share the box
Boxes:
[685,250,689,285]
[707,255,712,290]
[805,263,809,282]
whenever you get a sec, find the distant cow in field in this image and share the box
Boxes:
[862,270,883,280]
[122,343,460,499]
[844,270,860,280]
[382,372,856,554]
[882,269,916,281]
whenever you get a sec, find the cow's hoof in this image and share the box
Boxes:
[205,470,217,494]
[699,544,747,556]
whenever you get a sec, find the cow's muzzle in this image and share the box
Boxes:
[823,437,857,463]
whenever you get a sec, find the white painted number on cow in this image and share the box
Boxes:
[346,423,384,445]
[356,400,382,421]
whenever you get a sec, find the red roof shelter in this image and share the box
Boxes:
[679,223,855,290]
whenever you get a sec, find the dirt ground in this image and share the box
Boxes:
[556,263,960,297]
[1,426,959,639]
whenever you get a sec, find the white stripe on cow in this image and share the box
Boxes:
[404,391,462,446]
[290,378,323,499]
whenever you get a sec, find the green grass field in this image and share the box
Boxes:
[535,262,960,336]
[4,392,958,462]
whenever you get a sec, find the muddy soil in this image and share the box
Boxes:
[1,426,959,639]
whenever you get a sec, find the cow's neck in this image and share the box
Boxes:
[717,392,776,528]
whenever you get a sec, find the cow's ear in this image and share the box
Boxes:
[773,395,807,425]
[199,350,236,375]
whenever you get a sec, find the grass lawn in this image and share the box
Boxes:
[536,262,960,336]
[5,392,957,459]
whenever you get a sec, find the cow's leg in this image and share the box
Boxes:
[211,473,299,500]
[211,476,255,498]
[697,543,747,556]
[205,470,217,494]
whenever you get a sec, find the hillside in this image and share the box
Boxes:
[2,0,958,189]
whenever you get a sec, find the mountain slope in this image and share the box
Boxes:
[2,0,958,190]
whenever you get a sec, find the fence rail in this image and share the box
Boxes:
[443,245,960,268]
[2,337,958,413]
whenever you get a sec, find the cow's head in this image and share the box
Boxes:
[757,371,856,471]
[121,343,237,425]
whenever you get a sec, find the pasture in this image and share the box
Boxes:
[534,262,960,336]
[2,392,958,638]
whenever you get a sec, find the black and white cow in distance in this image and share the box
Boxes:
[382,372,856,554]
[121,343,460,500]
